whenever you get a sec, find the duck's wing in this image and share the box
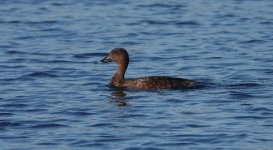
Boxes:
[123,76,197,89]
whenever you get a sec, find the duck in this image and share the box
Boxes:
[100,48,199,90]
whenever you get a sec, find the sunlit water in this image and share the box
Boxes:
[1,0,273,150]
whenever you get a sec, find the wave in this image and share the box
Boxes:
[73,52,107,59]
[23,72,59,78]
[1,72,59,81]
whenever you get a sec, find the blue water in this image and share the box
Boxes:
[1,0,273,149]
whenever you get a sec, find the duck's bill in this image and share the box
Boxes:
[99,55,112,63]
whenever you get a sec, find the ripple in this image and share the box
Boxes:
[0,112,14,116]
[185,124,210,128]
[5,50,27,55]
[141,20,200,26]
[4,50,62,57]
[73,53,107,59]
[175,21,201,26]
[125,147,165,150]
[259,21,273,25]
[228,91,255,99]
[89,123,116,127]
[49,2,71,6]
[0,20,61,25]
[239,39,266,44]
[1,103,28,108]
[120,41,140,45]
[225,82,260,88]
[93,136,125,142]
[0,45,15,49]
[0,64,25,69]
[30,123,69,129]
[68,111,96,116]
[0,20,21,24]
[46,60,74,64]
[70,141,105,147]
[37,142,59,146]
[249,107,273,112]
[233,115,269,120]
[142,20,169,25]
[137,3,186,9]
[24,20,60,25]
[25,108,48,113]
[22,72,59,78]
[0,121,22,128]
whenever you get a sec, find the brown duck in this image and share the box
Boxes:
[100,48,199,90]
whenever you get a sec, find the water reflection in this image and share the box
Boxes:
[110,90,129,107]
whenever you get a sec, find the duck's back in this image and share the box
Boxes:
[123,76,197,89]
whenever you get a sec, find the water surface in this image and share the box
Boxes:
[1,0,273,150]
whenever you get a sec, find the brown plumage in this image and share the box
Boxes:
[100,48,198,90]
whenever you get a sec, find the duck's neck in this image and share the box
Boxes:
[111,61,128,87]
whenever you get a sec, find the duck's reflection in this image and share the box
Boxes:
[110,90,129,107]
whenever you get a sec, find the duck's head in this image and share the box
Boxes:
[100,48,129,64]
